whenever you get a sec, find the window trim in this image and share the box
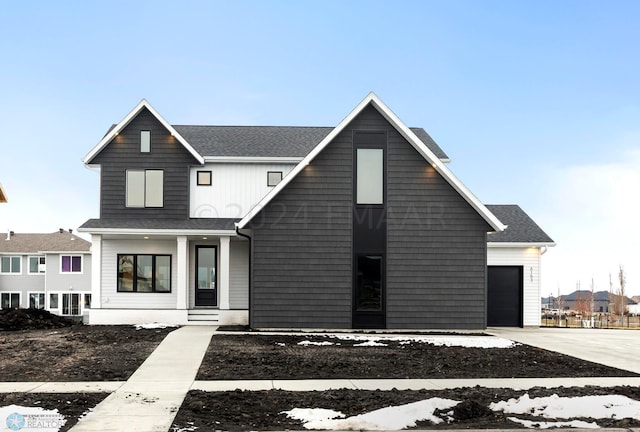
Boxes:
[126,169,165,208]
[28,256,46,274]
[197,170,212,186]
[28,292,46,309]
[267,171,283,187]
[0,256,21,274]
[60,255,83,274]
[140,130,151,153]
[1,292,21,309]
[117,254,172,293]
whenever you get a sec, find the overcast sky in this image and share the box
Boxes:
[1,1,638,295]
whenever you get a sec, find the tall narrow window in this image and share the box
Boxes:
[126,170,164,208]
[140,130,151,152]
[356,148,384,204]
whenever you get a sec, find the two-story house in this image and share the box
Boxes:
[79,93,554,329]
[0,230,92,317]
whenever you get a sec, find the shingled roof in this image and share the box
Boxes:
[486,205,555,244]
[173,125,449,160]
[0,231,91,253]
[80,218,238,231]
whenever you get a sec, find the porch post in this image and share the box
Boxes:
[219,236,230,310]
[90,234,102,309]
[176,236,188,309]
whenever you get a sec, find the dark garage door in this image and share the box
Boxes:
[487,266,523,327]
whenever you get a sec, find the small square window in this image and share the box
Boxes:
[141,131,151,152]
[267,171,282,187]
[197,171,212,186]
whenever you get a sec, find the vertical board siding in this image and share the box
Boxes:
[92,108,199,220]
[229,240,249,309]
[190,163,296,218]
[488,247,542,326]
[249,121,354,328]
[100,239,177,309]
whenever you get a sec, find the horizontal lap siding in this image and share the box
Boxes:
[249,125,353,328]
[386,119,490,329]
[93,108,197,220]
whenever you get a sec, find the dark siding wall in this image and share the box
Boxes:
[386,116,491,329]
[92,108,198,220]
[249,121,354,328]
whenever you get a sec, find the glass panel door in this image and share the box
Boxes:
[195,246,217,306]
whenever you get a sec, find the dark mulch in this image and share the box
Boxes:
[0,325,176,381]
[0,393,108,432]
[197,334,637,379]
[0,308,77,331]
[172,386,640,431]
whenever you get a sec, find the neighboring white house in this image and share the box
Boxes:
[0,230,92,317]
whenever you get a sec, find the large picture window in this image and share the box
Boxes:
[117,254,171,293]
[126,169,164,208]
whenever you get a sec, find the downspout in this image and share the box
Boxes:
[235,225,252,329]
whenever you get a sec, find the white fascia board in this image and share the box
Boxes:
[203,156,303,164]
[239,92,506,232]
[37,250,91,254]
[76,227,236,237]
[488,242,557,248]
[83,99,204,165]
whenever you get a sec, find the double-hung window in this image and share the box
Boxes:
[126,169,164,208]
[117,254,171,293]
[61,255,82,273]
[29,256,46,274]
[0,256,21,274]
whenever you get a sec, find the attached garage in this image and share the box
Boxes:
[485,205,555,327]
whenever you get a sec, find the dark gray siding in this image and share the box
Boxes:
[249,122,354,328]
[92,108,200,220]
[386,117,491,329]
[250,104,492,329]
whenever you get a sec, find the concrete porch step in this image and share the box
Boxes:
[187,309,220,325]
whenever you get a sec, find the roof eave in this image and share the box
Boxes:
[488,242,557,248]
[83,99,205,165]
[77,227,236,236]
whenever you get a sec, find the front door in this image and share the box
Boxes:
[195,246,217,307]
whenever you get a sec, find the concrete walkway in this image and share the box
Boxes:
[69,326,217,432]
[0,326,637,431]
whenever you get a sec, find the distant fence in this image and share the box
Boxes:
[541,314,640,329]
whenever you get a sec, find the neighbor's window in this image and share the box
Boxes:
[356,148,384,204]
[267,171,282,187]
[61,255,82,273]
[1,293,20,309]
[29,256,46,274]
[140,130,151,152]
[197,170,212,186]
[126,169,164,208]
[117,254,171,293]
[49,293,59,309]
[29,293,45,309]
[0,256,21,274]
[62,293,80,315]
[84,294,92,309]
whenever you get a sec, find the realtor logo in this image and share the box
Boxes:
[6,413,25,431]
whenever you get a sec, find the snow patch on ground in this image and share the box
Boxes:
[507,417,600,429]
[490,393,640,421]
[331,334,516,348]
[282,398,460,430]
[0,405,66,432]
[134,323,177,330]
[353,340,388,347]
[298,341,336,346]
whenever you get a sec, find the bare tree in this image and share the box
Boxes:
[574,290,592,318]
[618,265,627,324]
[554,284,566,326]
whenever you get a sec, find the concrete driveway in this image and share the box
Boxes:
[487,327,640,375]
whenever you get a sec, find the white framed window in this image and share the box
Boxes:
[49,293,59,310]
[47,292,88,316]
[140,130,151,153]
[28,256,46,274]
[267,171,283,187]
[0,256,21,274]
[356,148,384,205]
[84,293,92,309]
[61,255,82,274]
[62,293,80,315]
[28,292,45,309]
[126,169,164,208]
[1,292,21,309]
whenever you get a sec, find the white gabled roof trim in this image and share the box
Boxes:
[488,242,557,248]
[238,92,506,231]
[83,99,204,165]
[76,227,236,236]
[203,156,303,164]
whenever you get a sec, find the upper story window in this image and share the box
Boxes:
[29,256,46,274]
[197,170,212,186]
[126,169,164,208]
[354,131,386,205]
[267,171,283,187]
[61,255,82,273]
[140,130,151,153]
[0,256,21,274]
